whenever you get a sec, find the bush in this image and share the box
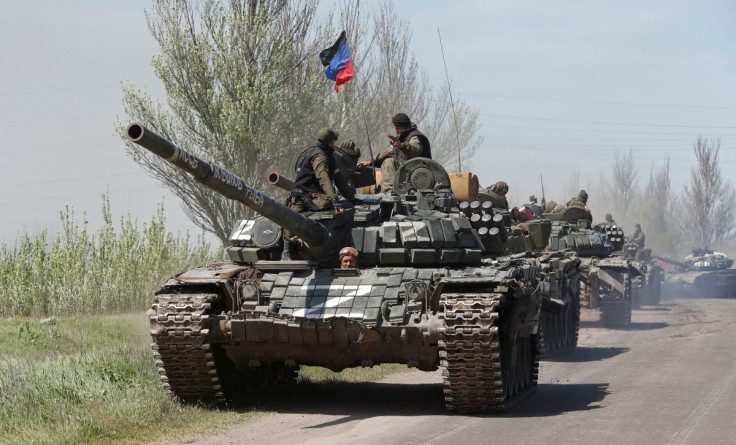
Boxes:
[0,193,216,317]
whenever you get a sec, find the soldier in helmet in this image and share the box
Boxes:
[604,213,617,225]
[566,189,593,225]
[339,247,359,268]
[282,128,348,260]
[358,113,431,193]
[566,189,589,208]
[630,223,646,249]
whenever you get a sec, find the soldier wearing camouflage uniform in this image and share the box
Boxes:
[566,189,593,226]
[359,113,431,193]
[282,128,347,260]
[630,223,646,249]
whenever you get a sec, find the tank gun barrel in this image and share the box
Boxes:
[126,123,329,248]
[267,171,294,192]
[652,254,688,269]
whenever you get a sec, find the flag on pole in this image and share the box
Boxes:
[319,31,355,92]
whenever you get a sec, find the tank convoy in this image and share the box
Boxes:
[654,249,736,298]
[127,123,551,413]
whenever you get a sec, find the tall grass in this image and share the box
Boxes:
[0,193,216,317]
[0,314,256,445]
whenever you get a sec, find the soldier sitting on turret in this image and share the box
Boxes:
[484,181,510,210]
[566,189,593,225]
[604,213,617,225]
[357,113,431,194]
[282,128,353,260]
[630,223,645,249]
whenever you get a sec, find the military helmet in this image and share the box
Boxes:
[578,189,588,203]
[317,128,339,144]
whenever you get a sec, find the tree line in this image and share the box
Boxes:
[593,137,736,256]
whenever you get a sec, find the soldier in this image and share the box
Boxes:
[511,206,535,223]
[487,181,510,210]
[339,247,359,268]
[566,189,589,208]
[630,223,646,249]
[282,128,347,260]
[605,213,617,225]
[566,189,592,225]
[358,113,431,193]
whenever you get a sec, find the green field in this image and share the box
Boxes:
[0,314,406,445]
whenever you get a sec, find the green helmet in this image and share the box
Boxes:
[316,128,339,144]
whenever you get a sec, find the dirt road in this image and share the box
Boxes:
[175,297,736,445]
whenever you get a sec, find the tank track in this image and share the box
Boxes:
[538,294,580,357]
[599,297,631,328]
[438,293,538,413]
[149,292,224,403]
[643,270,662,305]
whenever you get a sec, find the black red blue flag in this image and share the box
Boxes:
[319,31,355,92]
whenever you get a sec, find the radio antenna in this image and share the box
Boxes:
[437,27,463,171]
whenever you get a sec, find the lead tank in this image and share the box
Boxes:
[654,249,736,298]
[127,123,548,413]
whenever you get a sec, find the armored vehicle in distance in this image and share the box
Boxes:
[127,123,548,413]
[655,249,736,298]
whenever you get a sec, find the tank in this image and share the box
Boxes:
[620,242,664,306]
[507,197,581,357]
[544,208,640,330]
[127,123,548,413]
[654,249,736,298]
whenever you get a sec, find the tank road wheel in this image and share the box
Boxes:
[568,288,581,348]
[559,300,569,349]
[438,293,538,413]
[267,363,300,388]
[537,313,549,357]
[150,292,225,403]
[549,311,559,350]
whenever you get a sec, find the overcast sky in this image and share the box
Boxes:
[3,0,736,245]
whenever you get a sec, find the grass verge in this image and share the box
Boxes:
[0,314,408,445]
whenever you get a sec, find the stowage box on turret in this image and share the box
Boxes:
[127,123,549,413]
